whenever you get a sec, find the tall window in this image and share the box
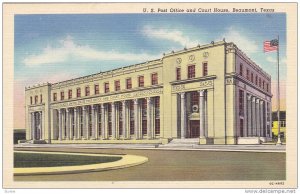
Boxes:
[35,95,38,104]
[77,88,81,98]
[68,89,72,99]
[104,82,109,93]
[259,78,261,87]
[176,67,181,80]
[98,106,102,136]
[129,101,134,135]
[115,80,120,91]
[154,97,160,135]
[203,62,208,76]
[30,96,33,104]
[53,93,57,101]
[188,65,195,79]
[255,75,258,85]
[191,92,199,107]
[151,73,158,85]
[85,86,90,96]
[94,84,99,95]
[126,78,132,89]
[119,103,123,136]
[246,69,249,80]
[138,76,144,87]
[60,91,64,100]
[240,119,244,137]
[240,64,243,76]
[142,99,147,135]
[251,73,254,83]
[40,94,42,103]
[262,81,265,90]
[239,90,244,116]
[267,83,269,92]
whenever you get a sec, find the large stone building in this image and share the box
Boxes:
[24,40,272,145]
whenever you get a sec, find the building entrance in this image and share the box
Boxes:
[189,120,200,138]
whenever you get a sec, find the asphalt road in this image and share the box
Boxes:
[14,147,286,181]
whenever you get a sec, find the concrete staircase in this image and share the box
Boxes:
[159,138,199,148]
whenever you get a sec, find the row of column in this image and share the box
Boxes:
[56,97,158,141]
[30,111,42,140]
[244,95,271,137]
[180,90,207,139]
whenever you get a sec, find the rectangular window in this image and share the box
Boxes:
[35,95,38,104]
[126,78,132,89]
[176,67,181,80]
[60,91,64,100]
[129,101,134,135]
[267,83,269,92]
[104,82,109,93]
[94,84,99,95]
[40,94,42,103]
[98,106,102,136]
[151,73,158,85]
[77,88,81,98]
[239,90,244,116]
[138,76,144,87]
[246,69,249,80]
[68,89,72,99]
[251,73,254,83]
[259,78,261,87]
[115,80,120,91]
[53,93,57,101]
[119,103,123,136]
[263,81,265,90]
[191,91,199,107]
[85,86,90,96]
[240,64,243,76]
[30,96,33,104]
[142,99,147,135]
[255,75,258,85]
[188,65,195,79]
[203,62,208,76]
[154,97,160,135]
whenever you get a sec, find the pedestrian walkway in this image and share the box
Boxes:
[15,141,285,153]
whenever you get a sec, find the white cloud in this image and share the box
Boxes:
[142,25,199,48]
[23,35,160,67]
[266,56,287,65]
[220,26,258,54]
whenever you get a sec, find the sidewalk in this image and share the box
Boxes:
[14,143,286,153]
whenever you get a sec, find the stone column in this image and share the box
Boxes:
[122,101,127,139]
[146,97,152,139]
[247,95,252,136]
[256,99,260,136]
[134,99,139,139]
[58,109,62,141]
[251,97,256,136]
[91,105,96,139]
[111,102,116,139]
[95,106,99,140]
[82,106,86,139]
[180,92,186,139]
[74,108,79,139]
[66,108,70,140]
[101,104,106,139]
[199,90,206,144]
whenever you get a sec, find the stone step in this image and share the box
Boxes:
[169,138,199,144]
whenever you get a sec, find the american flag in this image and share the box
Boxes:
[264,39,278,52]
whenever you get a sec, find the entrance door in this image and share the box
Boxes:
[190,120,200,138]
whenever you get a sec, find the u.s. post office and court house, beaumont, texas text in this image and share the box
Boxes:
[24,40,272,145]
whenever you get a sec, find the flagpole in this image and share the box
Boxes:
[276,35,282,145]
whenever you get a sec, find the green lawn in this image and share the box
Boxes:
[14,152,122,168]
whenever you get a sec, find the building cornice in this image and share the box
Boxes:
[51,84,163,105]
[170,75,217,85]
[226,73,272,97]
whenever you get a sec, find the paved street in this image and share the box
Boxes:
[14,147,286,181]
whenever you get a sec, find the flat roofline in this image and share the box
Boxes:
[26,39,271,88]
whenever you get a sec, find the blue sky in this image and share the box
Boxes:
[14,14,286,128]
